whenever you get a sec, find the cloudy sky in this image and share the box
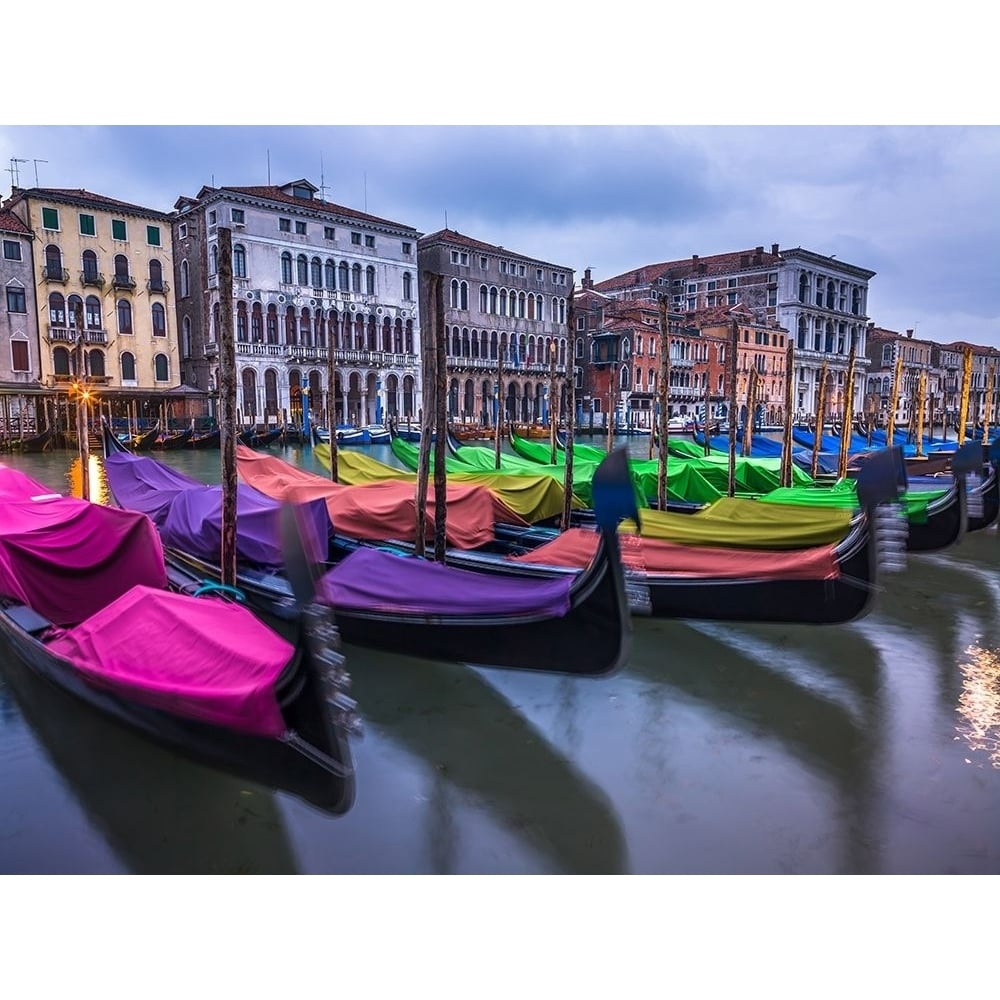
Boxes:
[4,8,995,347]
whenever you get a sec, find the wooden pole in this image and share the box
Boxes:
[810,361,829,480]
[73,301,89,499]
[548,340,557,465]
[915,369,927,457]
[702,364,712,456]
[494,334,503,470]
[742,367,758,458]
[727,318,739,497]
[561,287,576,531]
[985,362,996,444]
[957,347,973,446]
[415,272,439,558]
[657,296,670,510]
[606,345,617,454]
[780,341,795,487]
[886,355,903,449]
[837,333,857,479]
[433,274,448,564]
[326,314,338,482]
[217,228,237,588]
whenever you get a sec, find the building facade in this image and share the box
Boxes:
[172,179,422,428]
[1,209,40,433]
[3,188,180,416]
[417,229,571,427]
[594,243,874,421]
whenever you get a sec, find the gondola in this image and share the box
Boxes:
[156,427,194,450]
[101,422,634,677]
[0,463,358,814]
[16,428,54,453]
[131,421,161,452]
[239,426,284,448]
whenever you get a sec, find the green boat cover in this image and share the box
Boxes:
[758,482,948,524]
[619,497,854,548]
[313,442,578,524]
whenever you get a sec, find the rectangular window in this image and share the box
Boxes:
[325,226,336,240]
[6,286,27,312]
[727,278,737,288]
[11,340,29,372]
[687,284,696,294]
[352,232,362,245]
[279,218,291,232]
[177,223,188,239]
[295,221,307,235]
[79,213,96,236]
[768,288,777,306]
[42,207,59,230]
[451,250,469,265]
[727,292,738,305]
[112,219,127,241]
[364,235,375,248]
[208,210,217,225]
[231,208,245,224]
[500,261,508,274]
[518,264,526,277]
[146,225,161,246]
[480,255,488,269]
[402,241,412,255]
[707,280,717,291]
[2,239,21,261]
[577,316,585,331]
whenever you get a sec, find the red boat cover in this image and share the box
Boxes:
[47,585,291,737]
[316,547,574,617]
[236,445,529,549]
[509,528,841,580]
[0,487,169,626]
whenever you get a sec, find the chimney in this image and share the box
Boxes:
[906,329,913,338]
[691,254,699,264]
[582,268,593,291]
[755,246,764,254]
[740,254,749,267]
[771,243,779,256]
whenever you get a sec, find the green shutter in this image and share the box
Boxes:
[147,225,161,246]
[79,214,95,236]
[112,219,127,241]
[42,207,59,230]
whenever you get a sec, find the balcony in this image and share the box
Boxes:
[112,275,136,290]
[80,271,105,288]
[42,266,69,283]
[147,279,170,294]
[47,326,108,344]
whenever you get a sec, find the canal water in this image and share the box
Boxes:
[1,436,998,874]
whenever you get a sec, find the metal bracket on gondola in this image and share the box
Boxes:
[302,603,363,738]
[873,502,908,574]
[966,472,985,521]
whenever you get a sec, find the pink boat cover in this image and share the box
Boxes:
[316,547,574,617]
[509,528,841,580]
[0,483,169,626]
[237,445,530,550]
[47,585,291,737]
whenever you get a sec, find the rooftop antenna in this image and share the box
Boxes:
[32,159,48,186]
[267,149,271,185]
[319,153,328,202]
[6,158,28,189]
[445,210,448,229]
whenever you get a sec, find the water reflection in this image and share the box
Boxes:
[956,644,1000,769]
[0,654,302,874]
[347,645,627,874]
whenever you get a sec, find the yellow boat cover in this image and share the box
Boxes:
[313,443,579,523]
[620,496,854,549]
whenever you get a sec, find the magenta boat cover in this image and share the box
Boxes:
[47,585,291,737]
[316,547,574,618]
[0,487,168,626]
[105,452,330,567]
[0,463,58,499]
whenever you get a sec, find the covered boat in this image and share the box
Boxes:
[0,462,357,813]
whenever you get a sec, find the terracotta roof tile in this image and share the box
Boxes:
[9,187,172,220]
[595,248,781,292]
[221,185,417,232]
[0,210,32,236]
[418,228,572,272]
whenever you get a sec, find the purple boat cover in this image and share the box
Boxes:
[105,451,329,567]
[47,585,291,737]
[316,547,573,618]
[0,484,168,627]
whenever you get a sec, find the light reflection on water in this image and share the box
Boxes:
[2,439,999,873]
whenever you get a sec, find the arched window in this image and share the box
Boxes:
[121,352,137,382]
[251,303,263,342]
[460,281,469,310]
[797,316,807,350]
[450,279,459,308]
[798,273,809,303]
[151,302,166,337]
[67,294,83,328]
[179,259,189,297]
[149,259,164,291]
[366,266,375,295]
[208,245,218,276]
[499,289,508,316]
[325,259,336,289]
[154,353,169,382]
[352,264,361,292]
[536,295,545,321]
[826,279,835,310]
[113,254,130,282]
[281,252,293,284]
[339,260,349,289]
[489,287,498,313]
[45,244,62,279]
[48,292,66,326]
[88,350,105,377]
[266,305,278,344]
[285,307,297,345]
[233,244,247,279]
[236,302,248,342]
[403,272,412,300]
[53,347,71,376]
[117,298,132,334]
[296,254,308,285]
[182,317,192,358]
[82,249,98,283]
[479,284,488,312]
[311,257,322,287]
[576,337,584,359]
[85,295,101,330]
